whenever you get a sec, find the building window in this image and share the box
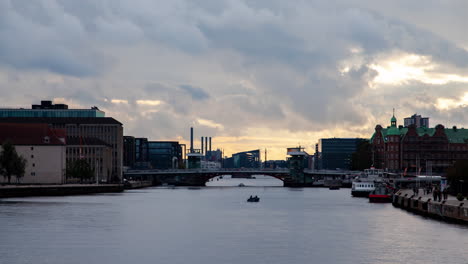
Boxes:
[32,163,35,167]
[31,146,34,151]
[31,155,34,158]
[31,172,35,176]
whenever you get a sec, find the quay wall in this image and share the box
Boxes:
[0,184,124,198]
[393,190,468,224]
[124,180,153,189]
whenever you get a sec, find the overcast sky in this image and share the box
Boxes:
[1,0,467,159]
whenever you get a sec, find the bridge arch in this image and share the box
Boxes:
[203,172,286,182]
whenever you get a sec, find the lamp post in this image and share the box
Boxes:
[95,158,99,184]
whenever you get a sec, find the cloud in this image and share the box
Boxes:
[136,100,163,106]
[0,0,467,158]
[179,85,210,100]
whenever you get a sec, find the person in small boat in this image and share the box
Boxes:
[249,195,253,200]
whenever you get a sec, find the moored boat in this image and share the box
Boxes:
[351,167,384,197]
[351,181,375,197]
[368,183,393,203]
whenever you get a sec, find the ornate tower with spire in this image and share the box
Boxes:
[391,108,397,127]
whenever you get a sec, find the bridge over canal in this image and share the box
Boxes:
[124,169,357,187]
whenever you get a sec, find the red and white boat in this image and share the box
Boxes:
[368,183,394,203]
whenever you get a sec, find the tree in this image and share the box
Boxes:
[0,141,27,184]
[66,159,94,183]
[351,141,373,171]
[446,160,468,195]
[13,155,27,183]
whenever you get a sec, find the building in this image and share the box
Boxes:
[0,123,66,184]
[0,117,123,182]
[371,114,468,173]
[206,149,222,163]
[147,141,183,169]
[232,150,261,168]
[123,136,136,168]
[201,160,221,169]
[0,100,105,118]
[404,114,429,128]
[315,138,367,170]
[264,160,288,169]
[66,137,112,183]
[223,157,234,168]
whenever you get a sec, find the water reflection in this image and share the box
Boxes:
[0,178,466,264]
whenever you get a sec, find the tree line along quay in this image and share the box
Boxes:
[0,101,467,209]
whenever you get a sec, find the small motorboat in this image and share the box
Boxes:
[247,196,260,202]
[329,186,340,190]
[238,183,245,187]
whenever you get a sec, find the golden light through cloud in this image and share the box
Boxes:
[110,99,129,104]
[435,92,468,110]
[136,100,163,106]
[196,118,225,130]
[370,53,468,86]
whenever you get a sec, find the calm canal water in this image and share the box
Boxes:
[1,176,467,264]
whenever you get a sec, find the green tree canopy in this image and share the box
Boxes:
[351,141,373,171]
[0,141,27,184]
[66,159,94,183]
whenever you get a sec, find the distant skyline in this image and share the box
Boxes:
[1,0,467,159]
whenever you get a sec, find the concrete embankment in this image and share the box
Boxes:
[124,180,153,189]
[393,189,468,224]
[0,184,124,198]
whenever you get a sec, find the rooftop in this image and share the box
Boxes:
[0,123,66,145]
[0,117,122,125]
[372,125,468,143]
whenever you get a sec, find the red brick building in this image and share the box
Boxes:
[371,115,468,174]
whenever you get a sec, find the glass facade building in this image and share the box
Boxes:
[232,150,260,168]
[316,138,367,170]
[148,141,182,169]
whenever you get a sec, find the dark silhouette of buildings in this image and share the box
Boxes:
[123,136,136,168]
[404,113,429,128]
[126,137,183,169]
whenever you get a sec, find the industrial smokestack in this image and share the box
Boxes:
[201,137,204,154]
[205,137,208,155]
[209,137,212,152]
[190,127,194,153]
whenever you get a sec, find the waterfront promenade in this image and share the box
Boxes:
[0,184,124,198]
[393,189,468,224]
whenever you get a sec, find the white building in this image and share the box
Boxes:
[0,123,66,184]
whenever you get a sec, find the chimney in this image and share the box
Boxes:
[205,137,208,155]
[209,137,212,152]
[190,127,194,153]
[201,137,204,154]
